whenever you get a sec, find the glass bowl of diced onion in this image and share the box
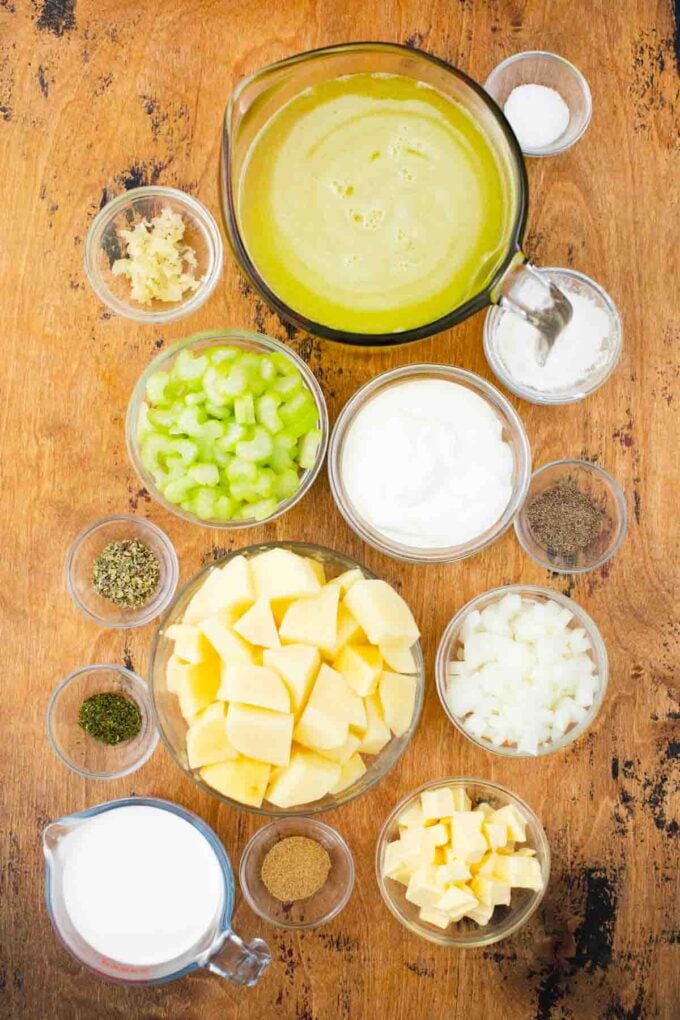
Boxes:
[435,585,608,758]
[375,778,550,947]
[126,330,328,529]
[149,541,425,816]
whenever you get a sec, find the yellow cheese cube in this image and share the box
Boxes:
[383,837,424,877]
[492,854,543,890]
[330,753,367,794]
[474,801,494,818]
[333,644,382,697]
[405,864,446,909]
[483,821,509,851]
[379,671,417,737]
[218,662,290,712]
[355,694,391,755]
[279,585,340,651]
[474,853,500,877]
[419,906,451,930]
[491,804,527,843]
[451,788,472,812]
[233,598,281,649]
[422,823,449,849]
[262,644,320,715]
[435,884,478,916]
[186,702,238,769]
[199,613,255,664]
[420,786,457,821]
[465,901,495,926]
[449,811,487,864]
[515,847,537,857]
[266,749,341,808]
[436,860,471,884]
[225,703,294,766]
[470,875,511,907]
[397,802,424,829]
[200,757,270,807]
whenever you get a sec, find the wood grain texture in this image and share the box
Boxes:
[0,1,678,1017]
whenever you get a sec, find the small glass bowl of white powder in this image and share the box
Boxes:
[484,268,622,405]
[485,51,591,157]
[328,366,531,564]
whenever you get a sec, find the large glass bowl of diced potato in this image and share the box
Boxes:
[150,542,424,816]
[376,778,550,947]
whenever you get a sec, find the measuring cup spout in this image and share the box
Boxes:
[42,820,78,857]
[492,256,573,365]
[206,931,271,986]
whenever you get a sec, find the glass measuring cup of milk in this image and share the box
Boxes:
[43,797,271,986]
[221,42,570,352]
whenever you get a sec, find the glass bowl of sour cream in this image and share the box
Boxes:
[328,366,531,563]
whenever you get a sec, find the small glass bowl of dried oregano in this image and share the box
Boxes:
[66,514,179,628]
[514,459,627,573]
[239,818,355,929]
[46,664,159,779]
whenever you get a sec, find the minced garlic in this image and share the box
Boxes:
[112,206,201,305]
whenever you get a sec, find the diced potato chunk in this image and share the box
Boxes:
[307,664,365,728]
[200,757,271,807]
[333,568,364,594]
[218,662,290,713]
[184,556,255,622]
[165,624,215,664]
[186,702,238,769]
[172,660,220,720]
[279,585,340,652]
[225,703,294,766]
[262,644,320,715]
[356,693,391,755]
[294,705,349,752]
[329,752,367,794]
[250,548,321,601]
[266,749,341,808]
[379,670,417,736]
[323,604,366,660]
[379,641,417,674]
[233,598,281,649]
[333,644,382,697]
[198,613,255,664]
[344,580,420,646]
[318,732,361,765]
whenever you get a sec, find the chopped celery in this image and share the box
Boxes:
[256,393,283,434]
[146,370,171,405]
[193,487,218,520]
[226,458,258,483]
[270,351,298,376]
[234,394,255,425]
[147,408,174,430]
[235,427,274,463]
[246,498,279,521]
[168,438,198,464]
[164,475,197,504]
[188,463,220,486]
[299,429,322,469]
[274,468,300,500]
[272,372,302,398]
[173,348,209,383]
[214,495,235,520]
[207,346,240,366]
[216,422,246,452]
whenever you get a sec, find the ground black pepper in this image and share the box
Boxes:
[78,692,142,745]
[527,479,604,557]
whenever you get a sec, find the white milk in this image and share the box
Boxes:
[59,805,224,966]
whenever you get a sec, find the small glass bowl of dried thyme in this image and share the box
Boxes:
[46,664,159,779]
[239,818,355,930]
[515,459,627,573]
[66,515,179,628]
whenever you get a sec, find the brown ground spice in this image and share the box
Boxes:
[260,835,331,902]
[527,478,604,557]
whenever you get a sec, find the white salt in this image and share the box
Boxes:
[59,804,224,966]
[504,83,570,150]
[494,284,612,393]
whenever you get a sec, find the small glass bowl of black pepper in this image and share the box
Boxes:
[239,818,355,930]
[66,515,179,628]
[515,459,627,573]
[46,664,159,779]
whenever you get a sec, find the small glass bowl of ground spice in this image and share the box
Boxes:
[239,818,355,930]
[46,664,158,779]
[66,515,179,628]
[515,460,627,573]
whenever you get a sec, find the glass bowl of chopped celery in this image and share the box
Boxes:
[84,186,223,323]
[376,778,550,947]
[435,585,608,758]
[126,331,328,528]
[65,514,179,629]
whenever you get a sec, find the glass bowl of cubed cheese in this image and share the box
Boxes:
[376,778,550,947]
[435,585,608,757]
[150,542,424,816]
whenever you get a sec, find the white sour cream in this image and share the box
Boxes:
[340,379,514,549]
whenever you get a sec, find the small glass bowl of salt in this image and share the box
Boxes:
[485,51,592,157]
[484,267,622,405]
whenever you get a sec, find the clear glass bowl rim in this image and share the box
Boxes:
[375,775,551,947]
[83,185,224,324]
[149,540,425,815]
[435,583,609,757]
[514,459,628,573]
[484,267,623,405]
[328,364,532,563]
[46,664,160,779]
[484,50,593,157]
[65,513,180,628]
[125,330,329,530]
[238,817,355,929]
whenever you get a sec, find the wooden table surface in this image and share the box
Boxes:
[1,1,678,1017]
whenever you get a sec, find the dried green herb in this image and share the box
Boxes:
[92,539,160,608]
[78,692,142,746]
[527,479,604,557]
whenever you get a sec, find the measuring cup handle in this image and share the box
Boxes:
[206,931,271,986]
[492,256,573,365]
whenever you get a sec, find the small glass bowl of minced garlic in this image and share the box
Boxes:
[239,818,355,929]
[66,514,179,628]
[84,186,223,323]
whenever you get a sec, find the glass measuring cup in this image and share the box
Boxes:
[221,42,570,352]
[43,797,271,986]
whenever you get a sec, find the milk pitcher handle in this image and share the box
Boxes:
[207,931,271,986]
[492,256,573,365]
